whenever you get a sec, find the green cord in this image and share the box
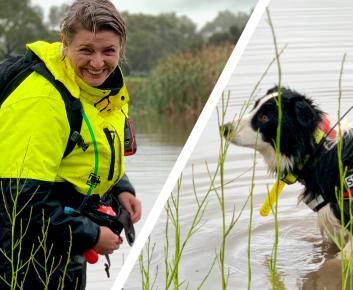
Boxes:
[79,109,99,208]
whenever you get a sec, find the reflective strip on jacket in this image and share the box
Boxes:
[0,41,129,196]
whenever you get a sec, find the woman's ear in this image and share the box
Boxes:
[61,33,69,55]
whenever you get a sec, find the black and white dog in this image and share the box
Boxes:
[223,86,353,258]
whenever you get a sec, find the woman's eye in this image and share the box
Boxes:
[104,48,117,55]
[258,114,269,123]
[79,48,92,53]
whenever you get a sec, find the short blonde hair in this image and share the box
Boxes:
[61,0,126,58]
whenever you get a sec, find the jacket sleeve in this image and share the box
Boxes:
[110,173,136,196]
[0,178,100,254]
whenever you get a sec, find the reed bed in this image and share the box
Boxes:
[126,45,234,117]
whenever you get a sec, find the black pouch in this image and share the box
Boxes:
[124,118,137,156]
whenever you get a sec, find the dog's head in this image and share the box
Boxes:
[223,87,324,173]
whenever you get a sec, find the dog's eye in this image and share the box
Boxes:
[258,114,269,123]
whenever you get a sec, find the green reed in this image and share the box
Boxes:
[138,170,218,290]
[0,181,73,290]
[266,8,283,289]
[163,172,216,289]
[216,92,236,289]
[0,154,73,290]
[335,52,353,290]
[337,53,348,289]
[0,180,36,289]
[217,90,261,290]
[139,237,158,290]
[214,34,289,290]
[316,52,353,290]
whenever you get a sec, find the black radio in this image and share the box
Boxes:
[124,118,137,156]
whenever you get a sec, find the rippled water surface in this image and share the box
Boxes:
[125,0,353,289]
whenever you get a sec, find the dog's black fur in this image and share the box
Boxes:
[224,86,353,257]
[251,87,324,169]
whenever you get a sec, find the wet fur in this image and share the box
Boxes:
[224,87,353,258]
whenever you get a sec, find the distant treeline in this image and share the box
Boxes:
[122,10,249,116]
[121,10,249,75]
[0,1,250,115]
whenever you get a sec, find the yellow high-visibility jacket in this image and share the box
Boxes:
[0,41,129,195]
[0,41,134,288]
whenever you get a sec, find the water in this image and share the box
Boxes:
[124,0,353,289]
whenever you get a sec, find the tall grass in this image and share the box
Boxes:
[0,179,72,289]
[266,8,283,289]
[162,172,216,289]
[139,237,158,290]
[0,181,37,289]
[328,52,353,290]
[216,92,261,290]
[138,170,219,290]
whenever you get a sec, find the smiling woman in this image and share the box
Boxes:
[60,0,126,87]
[62,30,122,87]
[0,0,141,289]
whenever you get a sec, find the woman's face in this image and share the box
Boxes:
[62,29,121,87]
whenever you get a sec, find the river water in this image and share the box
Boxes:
[123,0,353,289]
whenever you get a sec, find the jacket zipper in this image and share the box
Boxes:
[103,128,115,181]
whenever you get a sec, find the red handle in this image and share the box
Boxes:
[85,248,99,264]
[84,205,117,264]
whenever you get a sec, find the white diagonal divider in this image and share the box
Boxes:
[111,0,271,288]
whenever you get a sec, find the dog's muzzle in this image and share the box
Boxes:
[221,122,234,138]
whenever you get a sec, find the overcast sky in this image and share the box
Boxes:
[31,0,256,28]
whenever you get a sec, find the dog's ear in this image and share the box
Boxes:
[294,99,315,127]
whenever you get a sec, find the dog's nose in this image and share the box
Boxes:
[221,122,233,137]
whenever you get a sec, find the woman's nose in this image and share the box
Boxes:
[89,53,104,68]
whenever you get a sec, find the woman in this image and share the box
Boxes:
[0,0,141,289]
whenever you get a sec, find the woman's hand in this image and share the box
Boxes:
[94,226,122,255]
[118,191,141,223]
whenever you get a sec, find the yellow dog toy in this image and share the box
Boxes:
[260,180,286,216]
[259,122,331,216]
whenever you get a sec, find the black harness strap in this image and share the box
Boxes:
[0,52,41,100]
[1,51,83,158]
[31,62,83,158]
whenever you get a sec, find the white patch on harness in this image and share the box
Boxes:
[345,173,353,188]
[303,194,325,211]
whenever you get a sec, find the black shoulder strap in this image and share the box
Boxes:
[31,62,83,158]
[0,51,40,101]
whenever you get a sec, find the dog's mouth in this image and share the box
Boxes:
[221,122,246,146]
[222,120,262,149]
[221,122,234,139]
